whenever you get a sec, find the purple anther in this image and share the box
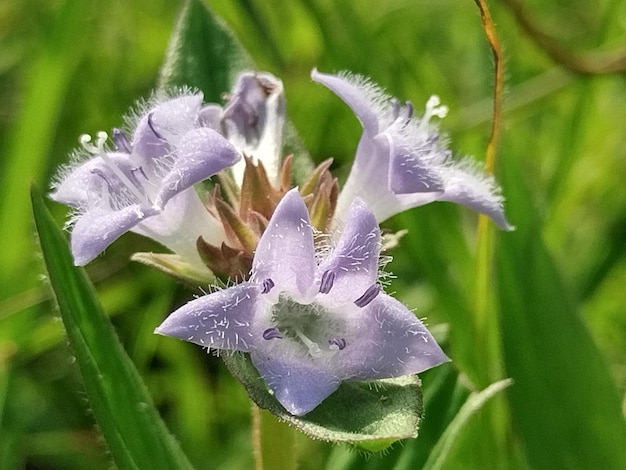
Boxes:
[131,166,149,181]
[261,278,275,294]
[328,337,347,350]
[354,284,380,308]
[319,270,336,294]
[147,113,165,140]
[90,168,114,191]
[111,128,132,153]
[262,327,282,340]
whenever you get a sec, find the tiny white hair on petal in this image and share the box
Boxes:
[336,70,398,126]
[122,85,204,134]
[442,155,505,206]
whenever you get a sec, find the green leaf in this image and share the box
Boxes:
[158,0,253,101]
[422,379,512,470]
[223,352,423,450]
[31,184,194,470]
[496,162,626,469]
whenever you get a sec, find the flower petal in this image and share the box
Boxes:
[155,283,258,352]
[154,127,240,208]
[341,293,449,380]
[133,189,226,266]
[437,159,514,230]
[71,204,158,265]
[311,69,381,136]
[252,189,316,301]
[51,153,144,208]
[198,104,223,131]
[223,71,285,185]
[383,129,445,194]
[317,198,380,307]
[132,94,203,165]
[250,347,341,416]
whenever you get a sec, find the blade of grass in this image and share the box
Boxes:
[497,158,626,469]
[422,378,512,470]
[31,184,193,470]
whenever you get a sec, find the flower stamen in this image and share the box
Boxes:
[147,112,165,140]
[263,327,282,340]
[80,132,149,206]
[319,270,336,294]
[354,284,380,307]
[293,327,325,359]
[328,337,347,351]
[418,95,448,132]
[261,278,275,294]
[111,128,131,153]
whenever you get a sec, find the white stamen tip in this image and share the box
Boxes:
[426,95,441,108]
[96,131,108,144]
[434,105,448,119]
[419,95,448,130]
[80,132,109,155]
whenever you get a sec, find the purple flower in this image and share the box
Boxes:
[311,69,513,230]
[51,93,240,266]
[156,189,449,416]
[200,71,285,185]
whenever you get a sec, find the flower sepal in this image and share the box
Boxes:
[196,238,253,282]
[130,252,216,286]
[222,351,424,451]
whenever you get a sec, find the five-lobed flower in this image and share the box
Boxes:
[155,189,449,416]
[51,93,241,267]
[311,69,513,230]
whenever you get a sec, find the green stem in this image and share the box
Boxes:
[251,404,297,470]
[474,216,501,383]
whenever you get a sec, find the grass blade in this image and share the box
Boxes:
[423,379,512,470]
[31,184,193,470]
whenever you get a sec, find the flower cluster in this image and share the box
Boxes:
[52,69,511,416]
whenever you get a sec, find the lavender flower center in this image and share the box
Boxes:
[268,295,347,359]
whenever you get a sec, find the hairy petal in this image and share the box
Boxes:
[318,198,380,307]
[132,94,203,164]
[155,128,240,207]
[155,283,258,352]
[436,159,514,230]
[250,347,341,416]
[342,293,449,380]
[311,68,381,135]
[383,129,445,194]
[71,204,158,265]
[252,189,316,301]
[51,153,144,208]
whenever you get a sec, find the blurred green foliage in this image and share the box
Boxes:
[1,0,625,468]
